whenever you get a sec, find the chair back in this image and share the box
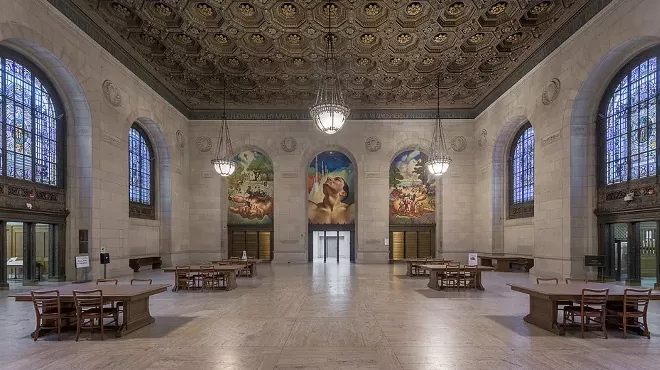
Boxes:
[200,265,215,276]
[623,288,652,315]
[565,278,588,284]
[31,290,60,316]
[230,257,239,260]
[73,289,104,311]
[130,278,153,285]
[447,261,461,268]
[96,278,118,285]
[175,266,190,276]
[536,277,558,284]
[581,288,609,307]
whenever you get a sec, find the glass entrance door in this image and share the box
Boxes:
[312,230,350,263]
[639,221,658,288]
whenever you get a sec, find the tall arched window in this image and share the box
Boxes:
[509,122,534,219]
[600,49,659,185]
[0,49,63,187]
[128,123,155,219]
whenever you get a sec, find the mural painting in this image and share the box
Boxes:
[389,150,436,224]
[308,151,355,224]
[227,150,274,225]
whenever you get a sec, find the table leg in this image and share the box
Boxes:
[427,269,440,290]
[475,271,486,291]
[252,262,258,277]
[226,271,238,290]
[523,296,562,335]
[116,297,155,337]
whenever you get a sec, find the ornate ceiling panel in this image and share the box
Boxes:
[53,0,611,119]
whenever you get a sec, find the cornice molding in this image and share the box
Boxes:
[47,0,612,121]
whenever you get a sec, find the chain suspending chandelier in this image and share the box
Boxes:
[309,1,349,135]
[427,75,452,176]
[211,78,236,177]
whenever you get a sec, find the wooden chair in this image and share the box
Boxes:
[96,279,118,285]
[239,260,252,277]
[566,278,589,284]
[175,266,192,291]
[610,288,652,339]
[462,265,478,290]
[200,265,218,290]
[130,278,153,285]
[73,289,119,341]
[536,277,559,284]
[31,290,74,341]
[443,262,461,289]
[563,288,609,338]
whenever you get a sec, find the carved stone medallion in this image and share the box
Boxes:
[176,130,185,148]
[196,136,212,152]
[542,78,561,105]
[365,136,381,152]
[477,129,488,148]
[281,137,297,153]
[450,136,467,152]
[102,80,122,107]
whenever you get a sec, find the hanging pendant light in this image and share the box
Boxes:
[211,78,236,176]
[309,1,349,135]
[427,75,452,176]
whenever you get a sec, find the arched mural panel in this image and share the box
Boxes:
[307,151,355,224]
[227,149,274,225]
[389,150,436,225]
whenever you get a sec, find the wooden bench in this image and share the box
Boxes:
[478,255,534,272]
[129,257,162,272]
[511,258,534,272]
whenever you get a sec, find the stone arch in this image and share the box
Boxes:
[0,24,93,279]
[387,138,433,164]
[569,36,660,275]
[126,112,173,264]
[490,115,533,253]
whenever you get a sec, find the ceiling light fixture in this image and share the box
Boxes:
[309,1,349,135]
[211,77,236,177]
[427,75,452,176]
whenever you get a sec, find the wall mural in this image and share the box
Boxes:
[308,151,355,225]
[227,150,274,225]
[389,150,436,224]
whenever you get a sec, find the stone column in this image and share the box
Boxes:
[23,222,37,285]
[0,220,7,289]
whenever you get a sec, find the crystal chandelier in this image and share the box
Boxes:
[427,75,452,176]
[309,1,349,135]
[211,78,236,177]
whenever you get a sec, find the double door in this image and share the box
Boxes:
[308,225,355,263]
[602,221,658,287]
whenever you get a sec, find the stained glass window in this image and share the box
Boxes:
[0,56,60,185]
[128,124,153,205]
[510,123,535,205]
[604,57,657,185]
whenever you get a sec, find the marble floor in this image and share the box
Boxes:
[2,263,660,370]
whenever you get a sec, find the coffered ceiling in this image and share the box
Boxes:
[50,0,611,119]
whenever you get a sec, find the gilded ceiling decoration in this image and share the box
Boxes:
[58,0,609,118]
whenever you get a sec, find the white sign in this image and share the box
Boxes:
[100,247,106,253]
[468,253,478,266]
[242,250,247,261]
[384,238,389,246]
[76,255,90,268]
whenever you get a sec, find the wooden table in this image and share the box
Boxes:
[163,265,244,291]
[10,283,169,337]
[403,259,450,277]
[508,282,660,335]
[419,264,494,290]
[479,255,534,272]
[211,259,262,277]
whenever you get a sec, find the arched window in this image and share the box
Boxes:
[509,122,534,219]
[128,123,155,219]
[0,50,63,186]
[600,49,659,185]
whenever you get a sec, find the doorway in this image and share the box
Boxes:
[228,228,273,261]
[5,222,52,282]
[308,225,355,263]
[389,227,435,261]
[603,221,659,287]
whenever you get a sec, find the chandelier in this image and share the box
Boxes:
[211,78,236,177]
[309,1,349,135]
[427,75,452,176]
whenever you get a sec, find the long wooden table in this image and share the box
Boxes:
[10,283,169,337]
[508,281,660,335]
[479,255,534,272]
[420,264,494,290]
[403,259,451,277]
[211,259,262,277]
[163,265,244,291]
